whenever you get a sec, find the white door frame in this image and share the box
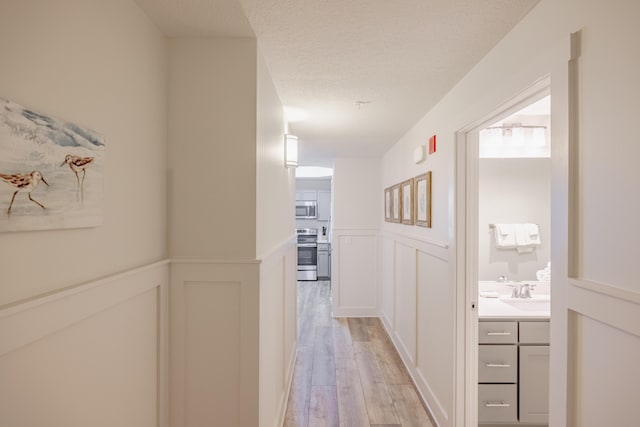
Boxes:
[454,76,551,427]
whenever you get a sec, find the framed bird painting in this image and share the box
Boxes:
[0,97,104,232]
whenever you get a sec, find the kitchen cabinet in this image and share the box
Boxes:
[478,319,549,426]
[317,190,331,221]
[296,190,317,201]
[317,242,330,279]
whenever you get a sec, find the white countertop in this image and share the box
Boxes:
[478,294,550,319]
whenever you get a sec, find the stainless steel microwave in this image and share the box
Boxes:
[296,201,317,219]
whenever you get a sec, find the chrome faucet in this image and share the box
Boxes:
[519,283,532,299]
[508,282,533,298]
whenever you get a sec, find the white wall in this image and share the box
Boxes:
[168,37,257,259]
[256,47,298,427]
[333,158,380,230]
[0,0,167,306]
[168,39,296,427]
[256,48,295,258]
[0,2,168,426]
[479,158,551,281]
[380,0,640,426]
[332,158,380,316]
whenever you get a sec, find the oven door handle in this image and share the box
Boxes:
[298,243,317,248]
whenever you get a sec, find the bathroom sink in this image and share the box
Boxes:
[500,298,550,312]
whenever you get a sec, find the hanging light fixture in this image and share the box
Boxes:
[284,134,298,168]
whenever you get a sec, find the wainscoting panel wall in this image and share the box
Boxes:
[394,242,417,364]
[0,261,169,427]
[416,247,453,425]
[171,237,297,427]
[332,228,379,317]
[259,236,297,427]
[380,235,396,328]
[170,260,260,427]
[380,231,452,427]
[566,281,640,426]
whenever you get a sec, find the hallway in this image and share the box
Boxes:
[284,281,434,427]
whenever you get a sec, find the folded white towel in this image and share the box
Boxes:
[494,224,516,248]
[494,223,540,253]
[515,223,540,252]
[525,223,540,238]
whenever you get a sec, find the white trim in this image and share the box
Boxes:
[331,227,379,234]
[0,259,170,316]
[569,278,640,305]
[157,279,170,427]
[415,368,448,425]
[332,306,379,317]
[381,229,449,250]
[381,229,449,254]
[170,257,261,265]
[0,261,169,356]
[275,343,298,427]
[257,233,297,264]
[568,278,640,338]
[379,317,443,427]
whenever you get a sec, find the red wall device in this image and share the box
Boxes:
[429,135,437,154]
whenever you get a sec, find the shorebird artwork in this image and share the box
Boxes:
[0,171,49,214]
[61,154,95,190]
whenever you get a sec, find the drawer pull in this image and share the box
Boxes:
[486,332,511,336]
[485,401,510,408]
[485,363,510,368]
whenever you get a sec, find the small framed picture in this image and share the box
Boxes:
[384,187,392,222]
[401,178,414,225]
[415,172,432,228]
[392,184,401,223]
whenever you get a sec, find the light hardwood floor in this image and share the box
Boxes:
[284,281,435,427]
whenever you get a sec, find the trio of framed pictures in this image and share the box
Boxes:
[384,172,432,227]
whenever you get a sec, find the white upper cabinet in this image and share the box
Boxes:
[317,190,331,221]
[296,190,317,201]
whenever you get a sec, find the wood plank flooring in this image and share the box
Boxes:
[284,281,434,427]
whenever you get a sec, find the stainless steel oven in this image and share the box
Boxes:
[296,228,317,281]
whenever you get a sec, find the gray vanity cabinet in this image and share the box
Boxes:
[479,319,549,425]
[519,345,550,423]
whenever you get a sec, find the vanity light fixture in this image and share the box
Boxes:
[485,123,547,147]
[284,134,298,168]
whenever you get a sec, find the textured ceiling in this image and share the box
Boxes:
[134,0,540,166]
[134,0,254,37]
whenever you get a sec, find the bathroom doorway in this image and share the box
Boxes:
[454,77,552,427]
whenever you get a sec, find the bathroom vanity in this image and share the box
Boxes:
[478,283,550,426]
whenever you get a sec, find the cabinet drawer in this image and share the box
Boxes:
[478,384,518,423]
[478,345,517,383]
[520,321,550,344]
[479,321,517,344]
